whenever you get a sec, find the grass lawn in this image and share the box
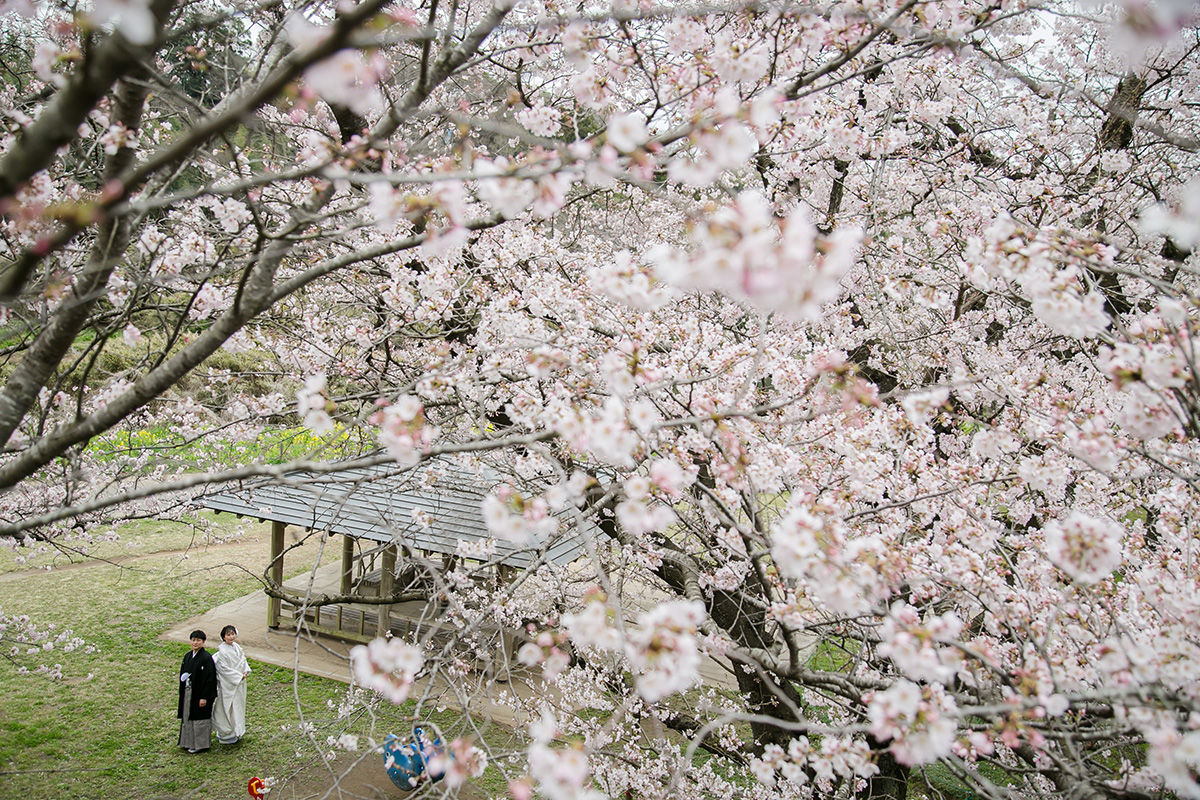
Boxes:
[0,516,232,576]
[0,515,465,800]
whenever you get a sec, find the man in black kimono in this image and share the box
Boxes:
[178,629,218,753]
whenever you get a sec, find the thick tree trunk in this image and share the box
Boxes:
[1089,73,1149,317]
[734,667,808,752]
[860,736,908,800]
[593,494,809,752]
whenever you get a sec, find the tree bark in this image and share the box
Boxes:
[0,2,517,489]
[0,70,153,449]
[860,736,908,800]
[0,0,176,206]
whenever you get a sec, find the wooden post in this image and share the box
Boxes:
[496,627,515,683]
[494,562,517,681]
[341,534,355,593]
[268,520,285,628]
[339,534,354,633]
[497,563,515,589]
[378,543,396,637]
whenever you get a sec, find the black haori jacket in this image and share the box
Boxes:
[178,648,218,720]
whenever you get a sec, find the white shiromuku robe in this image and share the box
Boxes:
[213,641,251,743]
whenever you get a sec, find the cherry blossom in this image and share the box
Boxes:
[4,1,1200,797]
[303,49,385,117]
[1141,176,1200,250]
[121,323,143,347]
[516,104,563,138]
[434,738,488,789]
[625,600,706,701]
[481,485,558,544]
[1043,511,1125,585]
[373,397,437,465]
[604,113,648,153]
[88,0,157,45]
[878,601,963,683]
[651,191,861,320]
[297,374,335,435]
[867,681,959,767]
[560,590,621,652]
[349,638,423,704]
[529,742,604,800]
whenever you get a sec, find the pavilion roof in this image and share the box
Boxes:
[195,458,590,569]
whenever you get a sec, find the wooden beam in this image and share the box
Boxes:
[268,520,285,628]
[378,543,396,637]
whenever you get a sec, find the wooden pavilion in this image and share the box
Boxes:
[196,458,588,644]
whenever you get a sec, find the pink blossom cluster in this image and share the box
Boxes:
[770,501,887,615]
[98,122,137,155]
[615,475,677,535]
[1116,384,1180,440]
[516,104,563,138]
[559,590,621,652]
[1043,511,1125,585]
[429,737,488,789]
[586,250,674,311]
[473,156,574,221]
[372,396,436,465]
[1146,727,1200,799]
[201,196,253,234]
[288,17,386,116]
[878,601,963,683]
[551,397,638,467]
[89,378,132,413]
[296,374,335,434]
[651,191,861,321]
[751,734,878,788]
[900,388,949,427]
[604,113,648,153]
[348,636,423,704]
[665,120,761,187]
[866,680,959,766]
[1141,176,1200,250]
[0,610,90,679]
[542,471,594,512]
[1096,0,1200,59]
[516,627,572,680]
[625,600,706,701]
[528,742,603,800]
[481,484,558,544]
[454,537,495,559]
[88,0,157,44]
[1098,313,1192,440]
[965,214,1111,339]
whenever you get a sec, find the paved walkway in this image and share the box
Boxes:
[162,569,551,734]
[162,577,358,684]
[161,563,744,721]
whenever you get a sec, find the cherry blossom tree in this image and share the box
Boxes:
[3,0,1200,799]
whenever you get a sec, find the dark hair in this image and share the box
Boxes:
[220,625,237,639]
[189,630,206,641]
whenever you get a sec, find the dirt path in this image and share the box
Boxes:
[0,530,270,583]
[264,749,490,800]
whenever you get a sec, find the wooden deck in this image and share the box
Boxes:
[277,562,521,678]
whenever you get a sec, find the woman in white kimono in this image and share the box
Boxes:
[213,624,251,744]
